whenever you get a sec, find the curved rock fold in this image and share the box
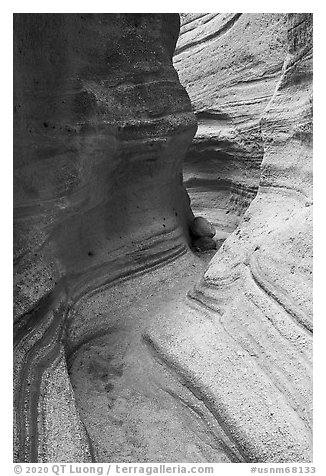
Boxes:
[14,13,312,463]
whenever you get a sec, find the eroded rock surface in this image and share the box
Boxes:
[174,14,288,239]
[14,13,313,464]
[14,13,197,462]
[148,13,313,462]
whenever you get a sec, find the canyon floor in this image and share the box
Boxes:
[67,248,245,463]
[13,13,312,463]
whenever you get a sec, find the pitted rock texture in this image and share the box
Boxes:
[174,13,288,240]
[14,13,197,462]
[148,13,312,462]
[14,13,312,464]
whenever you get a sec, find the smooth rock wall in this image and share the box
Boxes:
[13,13,196,462]
[148,13,313,462]
[174,13,288,239]
[13,12,313,464]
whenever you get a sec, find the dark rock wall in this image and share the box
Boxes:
[13,12,313,464]
[13,13,196,462]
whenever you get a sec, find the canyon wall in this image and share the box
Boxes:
[174,13,288,240]
[149,13,313,462]
[13,13,197,462]
[14,13,313,464]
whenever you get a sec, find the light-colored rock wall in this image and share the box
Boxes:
[13,12,313,464]
[148,13,313,462]
[174,13,288,239]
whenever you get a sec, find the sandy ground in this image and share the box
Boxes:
[67,249,242,463]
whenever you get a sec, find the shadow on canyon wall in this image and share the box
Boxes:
[13,13,312,463]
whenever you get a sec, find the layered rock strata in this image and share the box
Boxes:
[13,13,197,462]
[174,13,288,239]
[148,13,313,462]
[14,12,313,464]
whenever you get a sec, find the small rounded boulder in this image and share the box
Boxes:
[190,216,216,238]
[194,236,217,252]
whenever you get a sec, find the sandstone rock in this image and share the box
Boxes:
[193,236,217,252]
[13,13,196,463]
[13,12,313,464]
[148,13,313,463]
[190,216,216,238]
[174,14,288,239]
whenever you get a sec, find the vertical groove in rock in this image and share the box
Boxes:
[13,13,197,462]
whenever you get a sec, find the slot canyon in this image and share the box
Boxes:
[13,13,313,463]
